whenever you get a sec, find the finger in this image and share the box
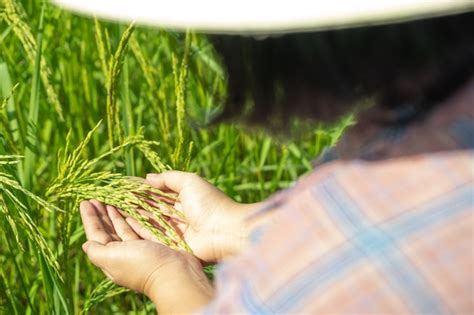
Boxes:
[127,208,174,236]
[106,205,140,241]
[135,208,186,229]
[89,200,121,241]
[142,198,184,218]
[167,217,187,239]
[146,171,199,193]
[145,191,178,206]
[117,207,172,225]
[128,176,179,204]
[117,208,129,218]
[115,207,153,224]
[89,199,116,235]
[125,217,162,243]
[80,201,112,244]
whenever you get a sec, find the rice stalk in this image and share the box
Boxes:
[184,140,194,170]
[0,177,62,278]
[0,221,37,314]
[136,137,170,172]
[0,155,22,165]
[171,32,193,168]
[46,122,190,252]
[93,18,110,78]
[80,279,128,315]
[130,35,156,89]
[3,0,63,119]
[50,174,189,251]
[105,23,135,149]
[0,170,63,215]
[0,64,21,152]
[1,155,70,313]
[51,121,167,188]
[0,192,23,250]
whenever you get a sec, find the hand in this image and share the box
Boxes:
[136,171,261,263]
[80,200,213,314]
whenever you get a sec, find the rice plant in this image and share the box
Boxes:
[0,0,351,313]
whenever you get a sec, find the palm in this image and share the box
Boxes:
[79,200,194,292]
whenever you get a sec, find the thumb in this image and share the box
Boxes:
[146,171,199,193]
[82,240,108,269]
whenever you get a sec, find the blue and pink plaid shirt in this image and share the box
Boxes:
[201,80,474,314]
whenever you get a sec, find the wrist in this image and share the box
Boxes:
[220,202,263,258]
[145,257,214,314]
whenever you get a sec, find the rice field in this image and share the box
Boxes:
[0,1,351,313]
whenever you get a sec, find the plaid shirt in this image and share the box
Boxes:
[201,82,474,314]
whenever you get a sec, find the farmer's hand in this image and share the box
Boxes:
[138,171,262,262]
[80,200,213,315]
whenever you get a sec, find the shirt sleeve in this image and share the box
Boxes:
[198,152,474,314]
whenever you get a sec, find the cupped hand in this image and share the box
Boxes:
[79,200,213,314]
[138,171,261,263]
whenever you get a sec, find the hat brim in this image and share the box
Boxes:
[53,0,474,34]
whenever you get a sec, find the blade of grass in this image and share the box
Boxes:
[121,57,136,176]
[22,2,45,190]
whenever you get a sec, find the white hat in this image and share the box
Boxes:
[53,0,473,34]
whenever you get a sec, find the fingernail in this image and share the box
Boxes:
[146,173,159,179]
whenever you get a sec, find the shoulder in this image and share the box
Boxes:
[267,149,473,214]
[203,151,473,314]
